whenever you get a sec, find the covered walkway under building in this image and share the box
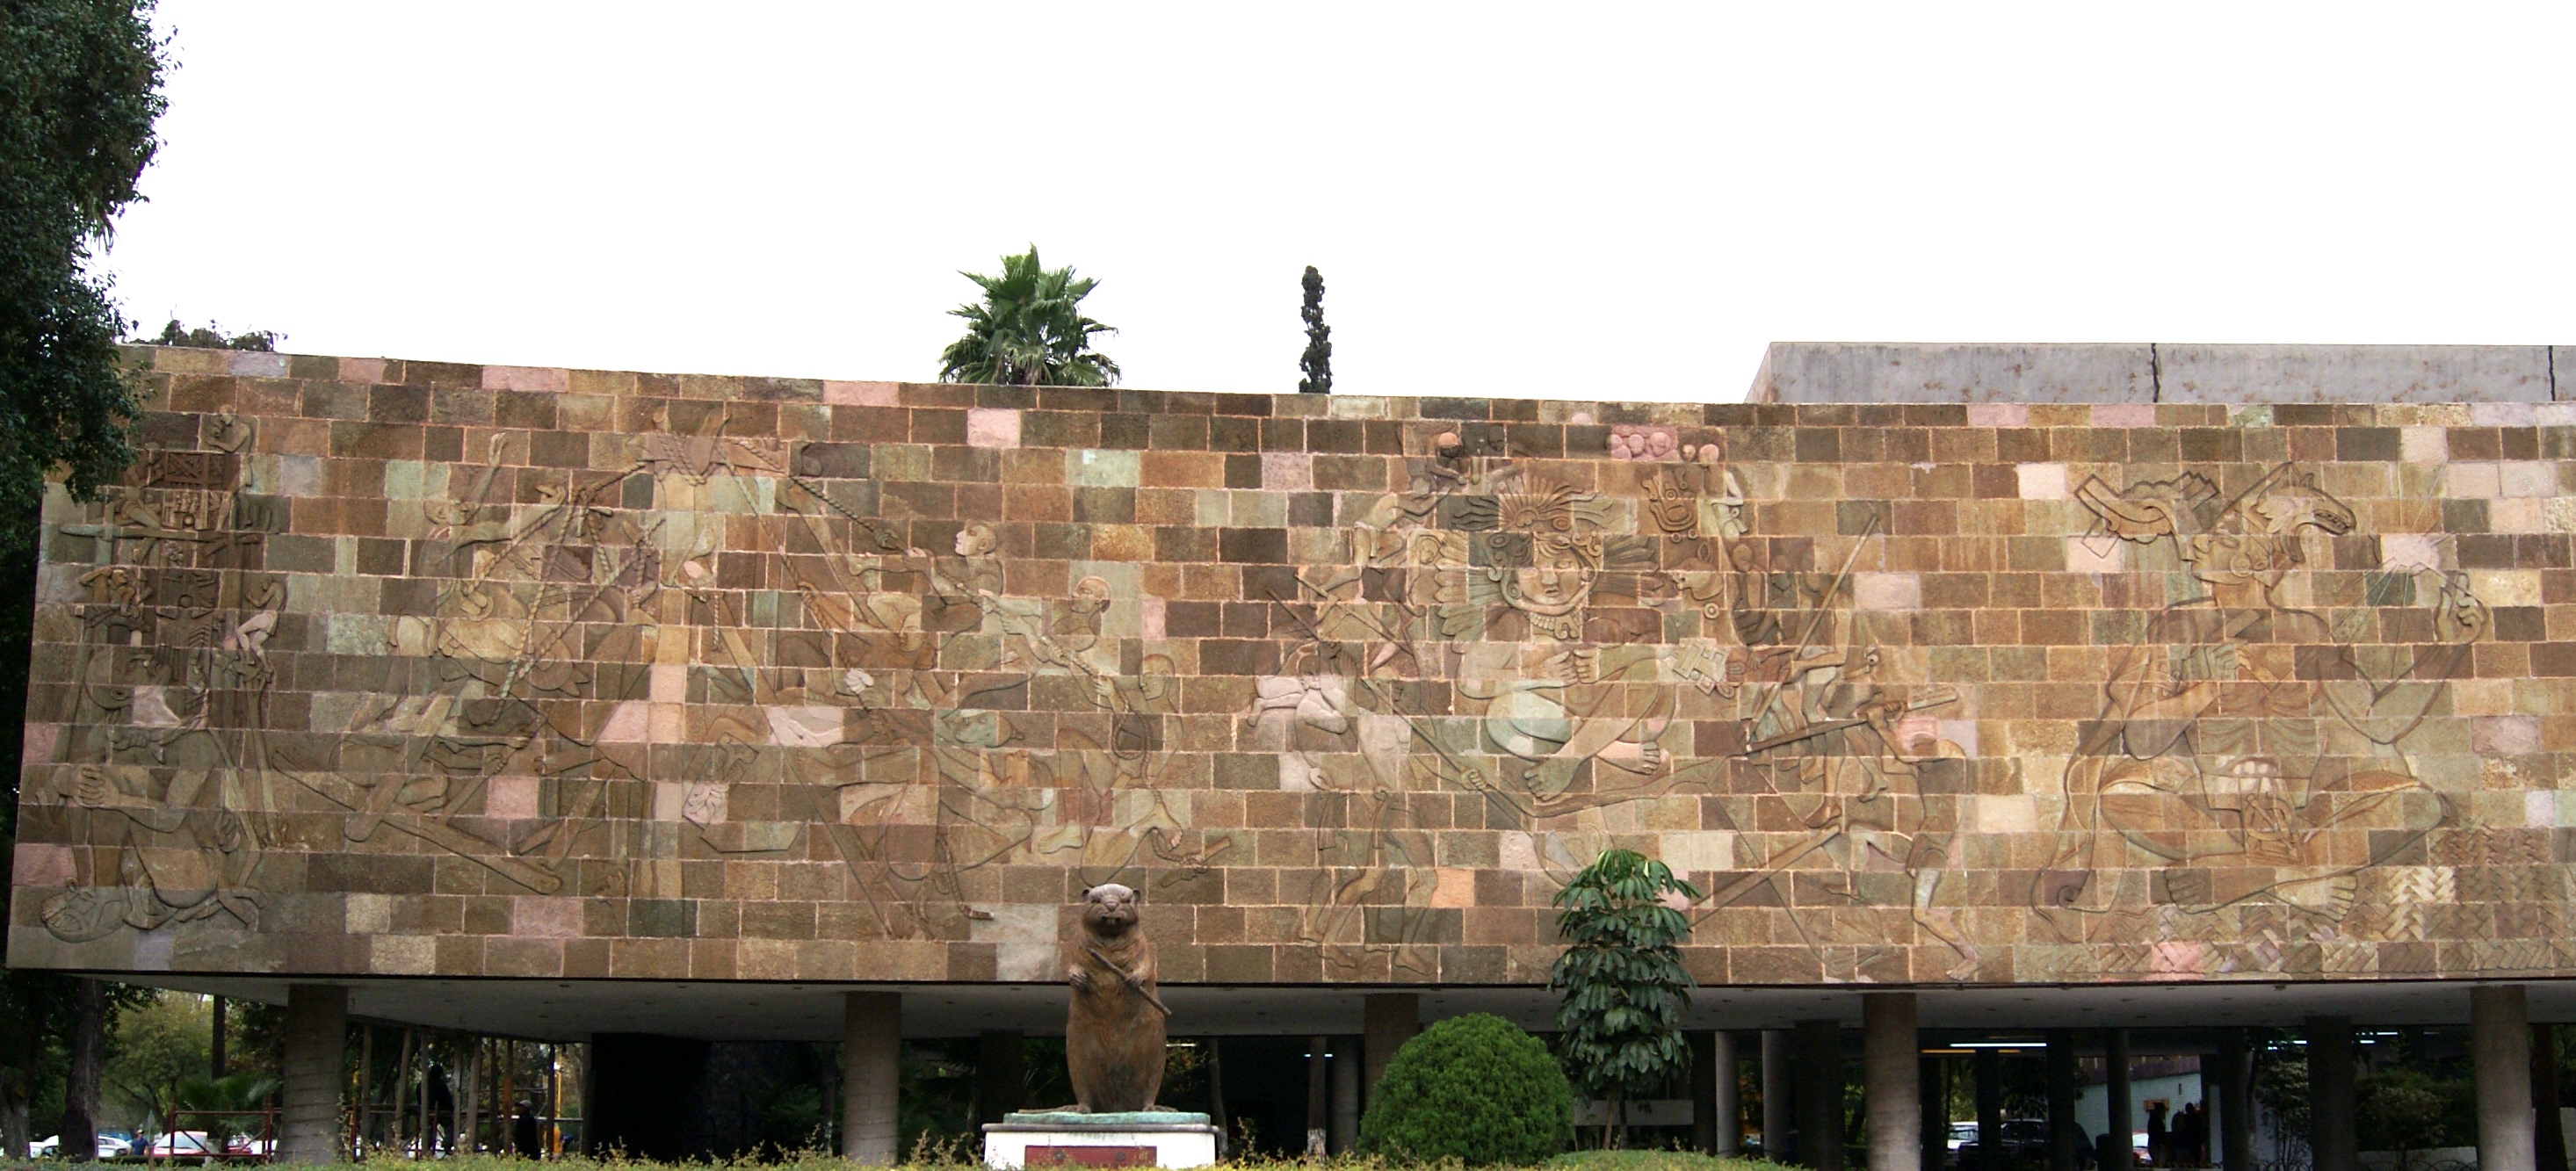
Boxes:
[126,971,2576,1168]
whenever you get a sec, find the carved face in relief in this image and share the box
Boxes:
[956,523,998,557]
[2185,469,2354,592]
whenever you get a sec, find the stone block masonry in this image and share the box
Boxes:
[16,343,2576,990]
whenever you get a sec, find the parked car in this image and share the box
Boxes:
[1957,1120,2131,1169]
[145,1130,216,1158]
[32,1133,133,1158]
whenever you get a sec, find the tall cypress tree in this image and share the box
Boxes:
[1297,265,1332,394]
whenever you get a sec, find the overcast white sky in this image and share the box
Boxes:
[104,4,2576,401]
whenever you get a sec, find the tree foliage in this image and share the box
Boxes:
[0,6,166,1153]
[1357,1014,1571,1166]
[173,1071,279,1152]
[936,247,1118,387]
[102,991,207,1133]
[141,319,278,351]
[1549,848,1700,1147]
[1297,265,1330,394]
[0,0,166,531]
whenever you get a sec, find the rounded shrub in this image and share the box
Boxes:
[1358,1013,1573,1166]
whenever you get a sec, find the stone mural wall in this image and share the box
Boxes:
[12,345,2576,987]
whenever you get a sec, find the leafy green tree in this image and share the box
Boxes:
[1549,848,1700,1148]
[937,247,1118,387]
[2355,1066,2449,1158]
[102,992,208,1137]
[1,9,168,1153]
[1297,265,1331,394]
[0,0,165,531]
[140,319,279,351]
[1357,1014,1570,1166]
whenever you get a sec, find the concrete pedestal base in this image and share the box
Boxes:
[983,1112,1219,1169]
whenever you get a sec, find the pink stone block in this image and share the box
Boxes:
[2442,462,2500,499]
[1967,403,2027,428]
[2500,461,2557,498]
[11,843,71,887]
[2065,536,2124,575]
[2016,462,2069,500]
[597,701,649,743]
[2471,401,2537,427]
[1141,597,1166,640]
[1892,716,1940,755]
[486,775,540,820]
[1852,571,1921,610]
[825,380,901,406]
[1262,452,1313,490]
[1936,719,1979,757]
[514,896,583,937]
[337,357,387,384]
[967,408,1022,448]
[21,722,56,766]
[2380,533,2439,570]
[1431,868,1475,907]
[482,365,569,393]
[228,352,290,379]
[2474,715,2542,756]
[2090,403,2155,428]
[2147,941,2205,979]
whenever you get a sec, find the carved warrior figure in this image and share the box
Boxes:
[1063,884,1168,1112]
[2038,464,2480,940]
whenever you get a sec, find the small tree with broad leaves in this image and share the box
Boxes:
[1297,265,1331,394]
[1548,848,1699,1149]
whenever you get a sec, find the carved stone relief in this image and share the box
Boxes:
[12,358,2560,987]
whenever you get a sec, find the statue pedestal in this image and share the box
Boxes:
[981,1111,1219,1169]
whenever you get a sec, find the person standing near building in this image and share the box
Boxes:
[512,1102,542,1159]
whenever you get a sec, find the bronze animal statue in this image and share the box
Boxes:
[1064,883,1168,1112]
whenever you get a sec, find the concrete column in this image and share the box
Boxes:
[2306,1016,2355,1171]
[2045,1030,2079,1171]
[1862,994,1919,1171]
[2105,1029,2132,1171]
[1329,1038,1359,1153]
[1363,994,1419,1104]
[2475,987,2536,1171]
[1692,1032,1719,1153]
[1974,1047,2003,1171]
[1796,1018,1846,1171]
[1765,1030,1794,1162]
[1714,1031,1744,1156]
[843,992,901,1164]
[1306,1035,1329,1156]
[279,984,348,1164]
[2216,1030,2254,1171]
[2535,1023,2566,1171]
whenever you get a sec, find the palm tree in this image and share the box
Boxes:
[173,1071,280,1154]
[937,247,1120,387]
